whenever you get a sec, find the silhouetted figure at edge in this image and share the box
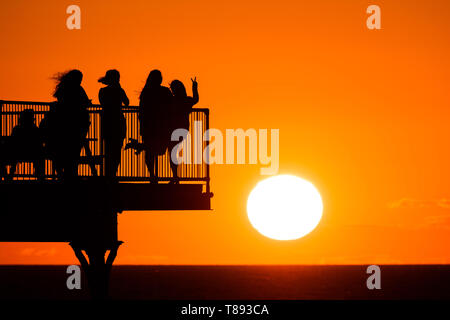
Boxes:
[47,70,91,180]
[98,70,129,179]
[0,144,6,179]
[70,241,123,299]
[8,109,45,179]
[168,78,199,183]
[138,70,173,182]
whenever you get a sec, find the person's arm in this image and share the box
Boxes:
[98,88,105,106]
[121,88,129,107]
[80,87,92,107]
[191,77,199,105]
[138,97,144,122]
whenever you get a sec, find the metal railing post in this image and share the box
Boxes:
[0,100,210,185]
[204,109,210,195]
[0,100,3,137]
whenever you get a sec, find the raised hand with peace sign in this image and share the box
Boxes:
[191,77,198,90]
[191,77,199,104]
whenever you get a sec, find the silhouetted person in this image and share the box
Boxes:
[168,78,199,183]
[50,69,91,179]
[138,70,173,182]
[98,70,129,179]
[8,109,44,179]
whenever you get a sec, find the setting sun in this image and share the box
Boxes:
[247,175,323,241]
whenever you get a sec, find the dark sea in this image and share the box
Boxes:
[0,265,449,300]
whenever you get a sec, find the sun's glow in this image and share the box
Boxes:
[247,175,323,240]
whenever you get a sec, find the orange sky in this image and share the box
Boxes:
[1,0,450,264]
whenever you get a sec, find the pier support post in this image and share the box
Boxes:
[70,240,123,300]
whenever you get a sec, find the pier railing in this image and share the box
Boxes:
[0,100,210,192]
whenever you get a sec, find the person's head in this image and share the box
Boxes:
[18,109,35,127]
[98,69,120,86]
[53,69,83,97]
[56,69,83,86]
[146,69,163,86]
[170,80,187,97]
[140,69,163,100]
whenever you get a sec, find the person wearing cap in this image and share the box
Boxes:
[98,69,129,179]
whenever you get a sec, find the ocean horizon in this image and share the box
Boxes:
[1,265,449,300]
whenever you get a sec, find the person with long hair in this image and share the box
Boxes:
[138,69,173,182]
[168,77,199,183]
[50,69,91,179]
